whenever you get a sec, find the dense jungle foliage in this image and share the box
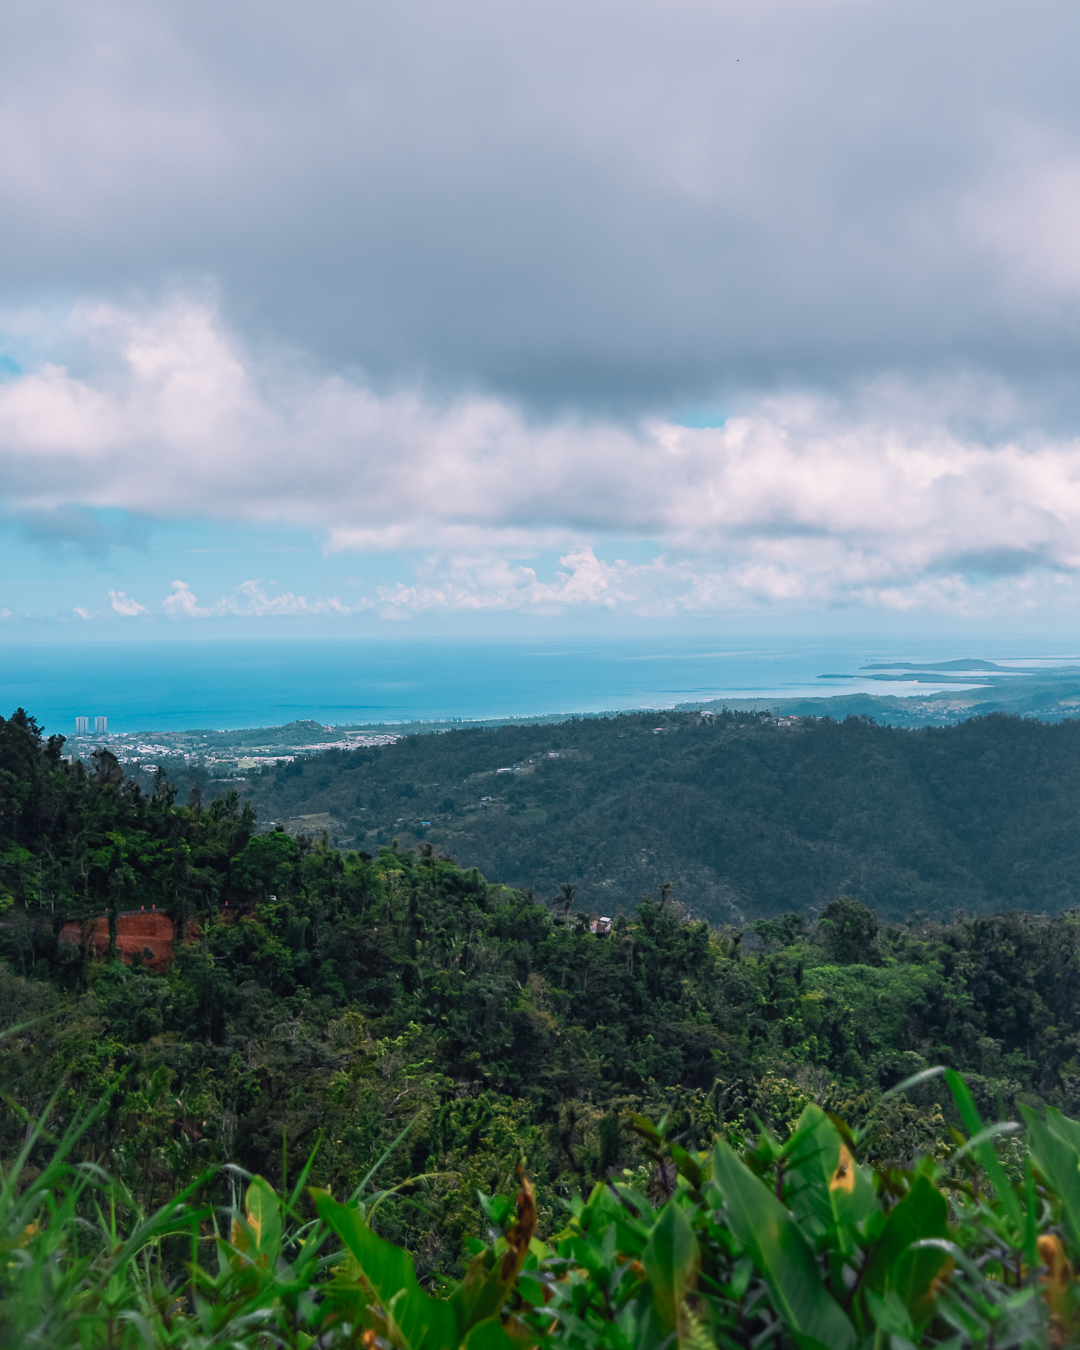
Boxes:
[4,1064,1079,1348]
[5,701,1080,1302]
[239,706,1080,927]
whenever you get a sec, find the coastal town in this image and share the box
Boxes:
[62,719,401,782]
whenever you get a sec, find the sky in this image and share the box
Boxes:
[4,0,1080,639]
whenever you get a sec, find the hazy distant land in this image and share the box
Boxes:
[60,656,1080,797]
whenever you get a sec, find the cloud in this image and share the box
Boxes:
[106,589,146,616]
[2,298,1080,616]
[366,545,1080,620]
[372,547,641,616]
[162,578,349,619]
[163,581,207,618]
[5,3,1080,622]
[0,2,1078,411]
[228,580,350,617]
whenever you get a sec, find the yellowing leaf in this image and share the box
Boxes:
[1038,1232,1076,1328]
[829,1144,856,1195]
[234,1176,283,1269]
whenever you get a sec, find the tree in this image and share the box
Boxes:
[818,897,878,964]
[552,882,576,922]
[230,829,301,903]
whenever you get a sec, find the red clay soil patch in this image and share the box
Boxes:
[58,910,194,972]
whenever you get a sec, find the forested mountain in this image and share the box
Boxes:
[4,703,1080,1283]
[241,708,1080,925]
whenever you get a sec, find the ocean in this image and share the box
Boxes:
[0,633,1070,735]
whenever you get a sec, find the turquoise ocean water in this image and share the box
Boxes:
[0,635,1070,735]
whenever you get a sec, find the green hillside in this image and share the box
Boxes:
[8,702,1080,1343]
[241,707,1080,925]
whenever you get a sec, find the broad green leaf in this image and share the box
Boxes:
[313,1188,457,1350]
[566,1233,614,1283]
[1022,1105,1080,1253]
[242,1176,282,1268]
[1044,1105,1080,1157]
[863,1176,950,1332]
[784,1104,874,1236]
[864,1289,916,1340]
[640,1202,698,1337]
[711,1139,855,1350]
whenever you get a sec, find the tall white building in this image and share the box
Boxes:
[94,716,107,734]
[75,717,89,734]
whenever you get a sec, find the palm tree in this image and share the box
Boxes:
[552,882,577,922]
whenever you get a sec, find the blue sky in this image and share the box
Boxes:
[0,511,687,636]
[4,1,1080,639]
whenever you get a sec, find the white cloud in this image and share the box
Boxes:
[161,577,349,619]
[366,545,1080,621]
[229,580,350,617]
[4,299,1080,616]
[372,547,641,616]
[163,581,208,618]
[106,589,146,615]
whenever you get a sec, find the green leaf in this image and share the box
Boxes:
[948,1120,1022,1169]
[669,1141,705,1194]
[783,1104,874,1237]
[1022,1104,1080,1253]
[863,1289,916,1341]
[459,1317,535,1349]
[641,1202,699,1337]
[1042,1105,1080,1155]
[242,1176,282,1268]
[863,1176,950,1332]
[313,1188,457,1350]
[711,1139,855,1350]
[944,1069,1023,1233]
